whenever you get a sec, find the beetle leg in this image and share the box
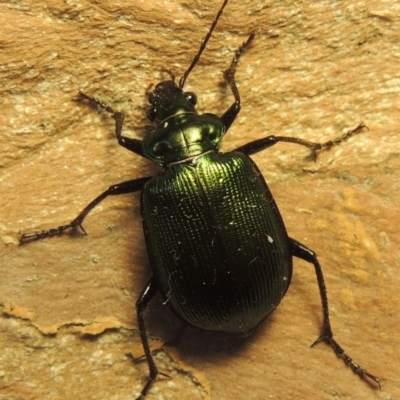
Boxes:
[220,33,255,131]
[234,122,366,159]
[289,238,381,388]
[19,177,151,244]
[135,277,159,400]
[75,91,145,157]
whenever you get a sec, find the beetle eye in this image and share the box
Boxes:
[184,92,197,105]
[147,106,157,121]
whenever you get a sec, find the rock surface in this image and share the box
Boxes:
[1,1,399,399]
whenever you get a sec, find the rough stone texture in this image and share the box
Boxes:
[0,1,399,399]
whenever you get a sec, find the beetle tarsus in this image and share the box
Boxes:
[317,334,381,389]
[303,121,368,161]
[19,223,78,244]
[75,90,116,115]
[316,121,367,153]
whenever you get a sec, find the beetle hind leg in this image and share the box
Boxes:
[290,238,381,388]
[134,277,161,400]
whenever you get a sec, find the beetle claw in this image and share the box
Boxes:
[310,334,325,348]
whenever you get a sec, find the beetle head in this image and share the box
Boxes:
[147,80,197,124]
[143,81,223,166]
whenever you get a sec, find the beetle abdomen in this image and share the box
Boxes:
[142,151,292,335]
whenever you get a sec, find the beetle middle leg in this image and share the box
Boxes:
[234,122,366,159]
[290,238,381,388]
[19,177,151,243]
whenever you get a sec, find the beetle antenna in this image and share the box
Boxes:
[160,68,176,82]
[179,0,229,89]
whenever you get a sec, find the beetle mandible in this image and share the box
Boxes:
[20,0,380,398]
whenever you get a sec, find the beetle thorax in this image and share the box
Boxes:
[143,112,225,166]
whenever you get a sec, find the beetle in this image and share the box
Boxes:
[20,0,380,398]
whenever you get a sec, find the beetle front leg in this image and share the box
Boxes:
[220,33,255,131]
[20,177,151,244]
[290,238,381,388]
[75,91,145,157]
[135,277,160,400]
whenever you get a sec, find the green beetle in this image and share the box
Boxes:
[20,0,380,398]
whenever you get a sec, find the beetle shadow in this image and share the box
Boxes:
[143,293,277,367]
